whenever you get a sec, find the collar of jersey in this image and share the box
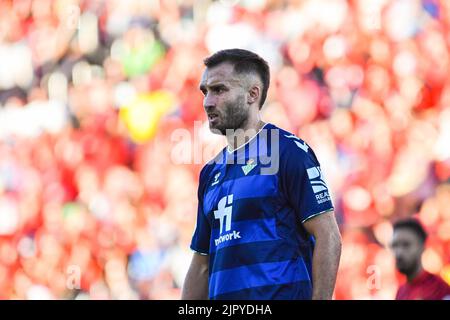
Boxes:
[226,122,271,154]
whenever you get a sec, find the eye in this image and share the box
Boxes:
[213,87,225,94]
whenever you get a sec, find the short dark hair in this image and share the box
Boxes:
[203,48,270,109]
[393,218,428,244]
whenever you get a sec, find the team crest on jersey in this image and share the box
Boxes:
[306,166,331,204]
[241,158,257,175]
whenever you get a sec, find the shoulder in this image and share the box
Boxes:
[427,272,450,289]
[421,272,450,299]
[266,123,320,167]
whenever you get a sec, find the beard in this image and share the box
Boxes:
[209,95,249,135]
[396,259,420,277]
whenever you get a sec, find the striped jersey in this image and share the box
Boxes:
[190,123,334,300]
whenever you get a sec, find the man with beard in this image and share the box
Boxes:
[391,218,450,300]
[181,49,342,300]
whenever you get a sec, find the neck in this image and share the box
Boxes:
[226,116,265,152]
[407,264,423,283]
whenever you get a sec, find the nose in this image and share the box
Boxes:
[203,92,217,111]
[394,249,404,260]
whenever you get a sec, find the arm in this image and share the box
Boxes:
[181,252,209,300]
[303,211,342,300]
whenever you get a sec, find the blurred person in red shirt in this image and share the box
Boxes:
[391,218,450,300]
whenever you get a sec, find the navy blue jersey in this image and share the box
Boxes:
[190,123,334,300]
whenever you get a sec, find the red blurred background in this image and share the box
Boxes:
[0,0,449,299]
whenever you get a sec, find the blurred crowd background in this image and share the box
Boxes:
[0,0,449,299]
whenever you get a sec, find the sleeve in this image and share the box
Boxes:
[190,167,211,255]
[279,141,334,224]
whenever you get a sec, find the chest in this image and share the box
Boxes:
[202,163,281,227]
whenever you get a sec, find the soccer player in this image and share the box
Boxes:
[181,49,342,300]
[391,218,450,300]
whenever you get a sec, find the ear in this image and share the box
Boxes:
[247,85,260,105]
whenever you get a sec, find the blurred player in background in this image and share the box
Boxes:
[181,49,342,300]
[392,218,450,300]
